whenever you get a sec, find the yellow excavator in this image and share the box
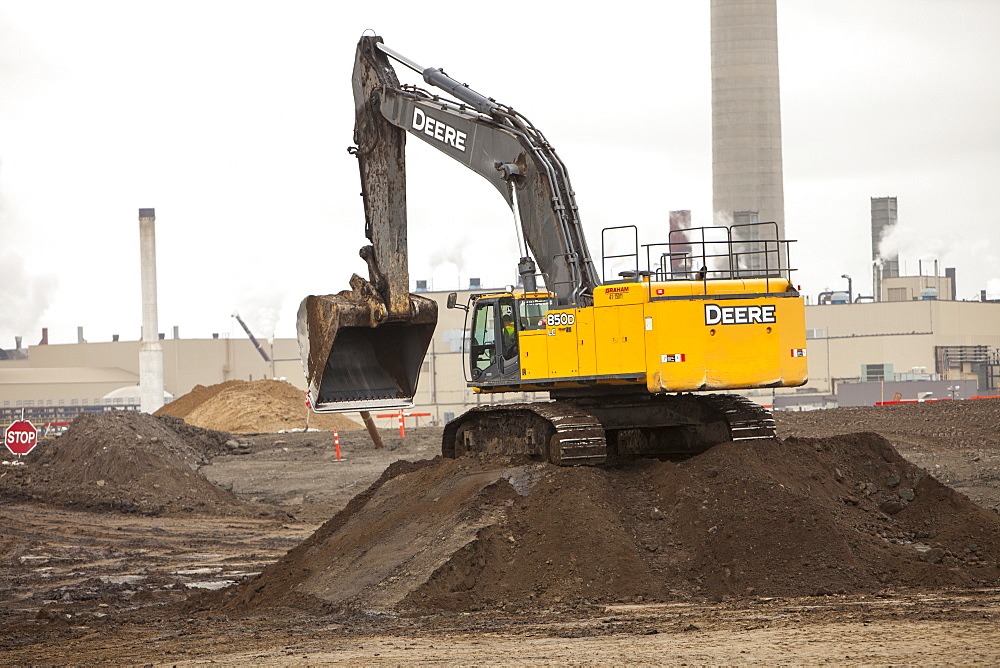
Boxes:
[297,36,807,465]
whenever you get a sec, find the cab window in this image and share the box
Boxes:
[499,297,517,359]
[470,300,496,374]
[518,298,550,331]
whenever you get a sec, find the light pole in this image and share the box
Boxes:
[841,274,853,303]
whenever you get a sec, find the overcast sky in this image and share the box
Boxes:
[1,1,998,347]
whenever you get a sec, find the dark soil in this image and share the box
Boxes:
[2,399,1000,664]
[203,431,1000,615]
[0,411,252,516]
[776,399,1000,511]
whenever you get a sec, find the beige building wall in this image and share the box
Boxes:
[0,288,532,426]
[801,300,1000,394]
[0,336,305,409]
[0,367,140,408]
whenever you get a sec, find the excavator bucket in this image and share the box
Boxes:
[297,277,438,413]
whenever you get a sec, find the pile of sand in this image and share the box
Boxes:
[0,411,248,515]
[157,379,361,434]
[154,380,245,420]
[208,431,999,614]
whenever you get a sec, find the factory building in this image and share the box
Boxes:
[792,298,1000,407]
[0,332,304,426]
[4,278,1000,428]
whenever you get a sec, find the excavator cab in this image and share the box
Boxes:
[460,292,554,386]
[467,295,520,384]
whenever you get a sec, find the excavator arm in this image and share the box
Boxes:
[299,35,600,412]
[362,37,600,306]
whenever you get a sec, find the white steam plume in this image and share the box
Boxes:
[428,244,467,274]
[878,223,952,270]
[233,281,287,341]
[0,252,57,345]
[0,159,58,346]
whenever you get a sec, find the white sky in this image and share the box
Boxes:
[1,1,998,346]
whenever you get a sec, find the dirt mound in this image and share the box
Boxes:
[206,433,1000,614]
[776,399,1000,511]
[776,398,1000,449]
[0,411,248,515]
[155,380,244,420]
[160,380,361,434]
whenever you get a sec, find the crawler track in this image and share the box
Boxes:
[442,402,608,465]
[442,393,777,466]
[699,394,777,442]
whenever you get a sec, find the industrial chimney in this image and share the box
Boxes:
[711,0,786,270]
[138,208,165,413]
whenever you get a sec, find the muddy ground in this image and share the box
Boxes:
[2,399,999,664]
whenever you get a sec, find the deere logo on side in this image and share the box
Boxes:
[705,303,776,326]
[412,108,467,151]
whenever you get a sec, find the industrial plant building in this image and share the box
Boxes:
[3,274,1000,428]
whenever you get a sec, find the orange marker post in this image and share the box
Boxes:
[333,430,343,461]
[398,409,405,438]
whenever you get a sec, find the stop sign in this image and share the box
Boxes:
[5,420,38,455]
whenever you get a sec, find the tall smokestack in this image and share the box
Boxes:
[138,208,165,413]
[871,196,899,302]
[711,0,786,269]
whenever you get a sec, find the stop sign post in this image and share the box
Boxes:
[5,420,38,456]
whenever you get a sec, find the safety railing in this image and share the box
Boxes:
[598,221,798,297]
[600,225,640,284]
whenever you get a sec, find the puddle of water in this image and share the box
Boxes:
[173,567,223,576]
[177,553,224,560]
[185,580,235,590]
[100,575,146,585]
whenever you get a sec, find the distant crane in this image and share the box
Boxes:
[232,313,273,378]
